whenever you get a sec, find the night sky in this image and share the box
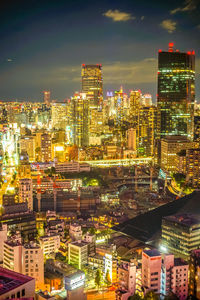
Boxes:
[0,0,200,102]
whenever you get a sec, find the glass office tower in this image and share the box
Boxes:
[157,43,195,140]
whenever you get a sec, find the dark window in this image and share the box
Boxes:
[17,291,20,298]
[22,289,25,296]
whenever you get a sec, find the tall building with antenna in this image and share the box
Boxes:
[157,42,195,140]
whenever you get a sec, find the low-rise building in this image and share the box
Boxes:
[0,266,35,300]
[68,241,88,269]
[39,233,60,256]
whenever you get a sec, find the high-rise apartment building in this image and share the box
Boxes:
[142,249,162,294]
[3,238,44,289]
[157,43,195,140]
[81,64,103,108]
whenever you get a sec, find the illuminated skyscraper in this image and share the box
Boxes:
[81,64,103,108]
[70,92,89,147]
[157,43,195,140]
[43,91,51,106]
[137,106,157,157]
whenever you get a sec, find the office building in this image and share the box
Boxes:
[70,92,89,147]
[39,233,60,256]
[189,249,200,298]
[19,178,33,210]
[43,91,51,106]
[0,267,35,300]
[157,43,195,139]
[51,102,68,130]
[129,90,141,126]
[68,241,88,269]
[161,136,198,172]
[162,214,200,259]
[81,64,103,108]
[186,148,200,187]
[137,106,157,157]
[69,223,82,241]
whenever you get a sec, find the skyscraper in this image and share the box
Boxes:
[157,43,195,140]
[43,91,51,106]
[70,92,89,147]
[81,64,103,108]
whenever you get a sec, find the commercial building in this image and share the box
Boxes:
[43,91,51,106]
[0,202,36,240]
[0,267,35,300]
[51,102,68,130]
[20,136,36,162]
[126,128,137,151]
[186,148,200,187]
[19,178,33,210]
[70,92,89,147]
[69,223,82,241]
[137,106,157,157]
[189,249,200,298]
[81,64,103,108]
[157,43,195,140]
[39,233,60,256]
[68,241,88,269]
[160,136,198,172]
[162,214,200,259]
[0,224,7,262]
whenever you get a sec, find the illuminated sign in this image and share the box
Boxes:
[64,273,85,291]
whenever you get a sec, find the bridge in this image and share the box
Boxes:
[83,157,153,167]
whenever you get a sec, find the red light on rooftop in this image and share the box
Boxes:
[82,64,85,67]
[158,49,162,53]
[187,51,191,55]
[168,42,174,52]
[192,50,195,55]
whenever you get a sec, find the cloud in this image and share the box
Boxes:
[170,0,198,14]
[160,19,177,33]
[52,58,157,87]
[103,9,135,22]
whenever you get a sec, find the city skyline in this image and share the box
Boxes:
[0,0,200,101]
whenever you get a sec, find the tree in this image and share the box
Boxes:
[105,269,111,286]
[95,269,101,289]
[144,291,159,300]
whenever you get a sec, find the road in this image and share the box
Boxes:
[87,290,116,300]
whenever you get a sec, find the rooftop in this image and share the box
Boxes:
[0,267,34,296]
[163,214,200,227]
[113,191,200,243]
[70,241,88,247]
[174,258,188,267]
[143,249,161,258]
